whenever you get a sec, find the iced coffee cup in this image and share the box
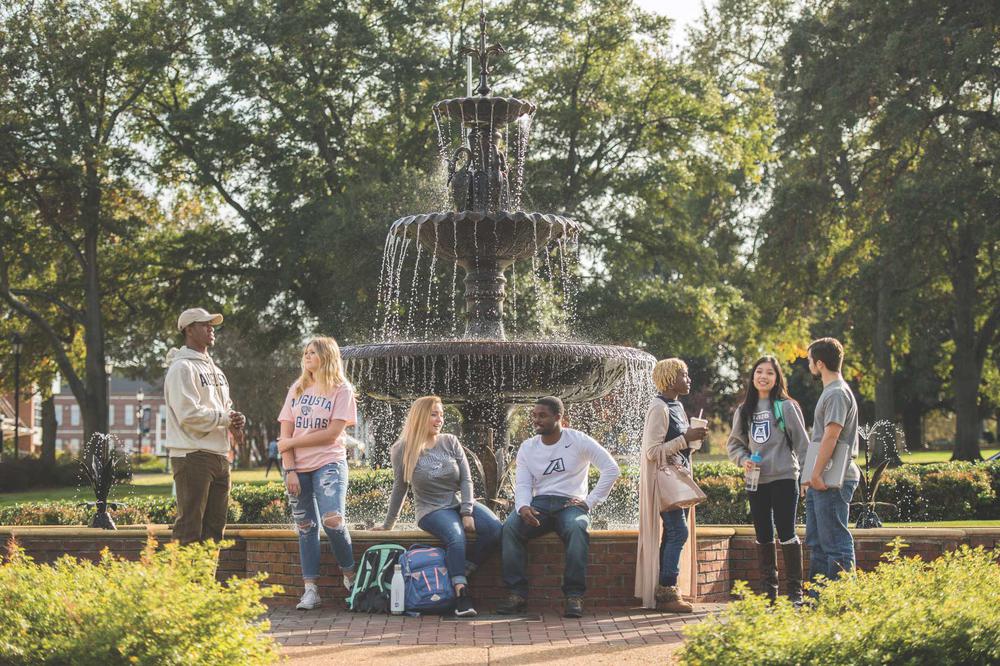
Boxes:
[688,417,708,451]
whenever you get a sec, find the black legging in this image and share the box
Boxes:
[748,478,799,544]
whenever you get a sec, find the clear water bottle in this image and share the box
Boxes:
[390,563,405,615]
[745,451,763,492]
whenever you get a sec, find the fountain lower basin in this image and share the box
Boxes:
[342,339,654,404]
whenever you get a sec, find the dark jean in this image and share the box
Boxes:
[501,494,591,598]
[418,502,503,586]
[748,478,799,544]
[658,508,688,587]
[805,478,859,583]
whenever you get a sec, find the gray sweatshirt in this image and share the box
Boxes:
[726,398,809,484]
[383,434,474,529]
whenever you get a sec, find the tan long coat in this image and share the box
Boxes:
[634,397,698,608]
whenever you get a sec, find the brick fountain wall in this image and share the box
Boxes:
[3,526,997,610]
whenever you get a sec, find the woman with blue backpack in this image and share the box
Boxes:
[374,395,502,617]
[726,355,810,604]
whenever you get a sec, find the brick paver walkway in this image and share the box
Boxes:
[268,604,726,664]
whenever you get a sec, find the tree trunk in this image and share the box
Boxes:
[872,266,898,464]
[81,187,109,444]
[41,395,57,466]
[901,399,924,452]
[950,230,982,461]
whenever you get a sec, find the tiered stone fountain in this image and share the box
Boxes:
[342,12,654,508]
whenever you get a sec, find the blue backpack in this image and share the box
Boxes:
[399,544,454,613]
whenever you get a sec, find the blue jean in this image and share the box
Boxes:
[805,478,858,584]
[417,502,503,586]
[286,461,355,580]
[658,508,688,587]
[502,495,591,598]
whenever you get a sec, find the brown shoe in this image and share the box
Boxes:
[657,585,693,613]
[496,593,527,615]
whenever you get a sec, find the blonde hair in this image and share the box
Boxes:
[293,337,347,398]
[653,358,687,393]
[399,396,443,483]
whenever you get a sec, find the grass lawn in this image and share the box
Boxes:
[0,468,282,508]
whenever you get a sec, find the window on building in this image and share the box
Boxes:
[56,438,62,447]
[71,405,80,426]
[70,438,79,451]
[55,406,63,426]
[125,404,134,426]
[109,404,115,426]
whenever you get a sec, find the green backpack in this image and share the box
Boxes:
[773,399,787,433]
[346,543,405,613]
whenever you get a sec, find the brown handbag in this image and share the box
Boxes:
[657,455,707,512]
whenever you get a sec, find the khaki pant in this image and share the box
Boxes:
[171,451,231,545]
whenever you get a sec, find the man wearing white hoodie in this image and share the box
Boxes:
[165,308,245,545]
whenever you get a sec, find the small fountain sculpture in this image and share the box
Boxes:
[342,11,654,509]
[79,433,129,530]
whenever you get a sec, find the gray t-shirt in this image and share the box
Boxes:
[810,379,860,482]
[383,434,474,528]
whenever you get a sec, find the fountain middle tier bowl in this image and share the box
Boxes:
[433,96,536,125]
[342,340,654,404]
[390,211,580,264]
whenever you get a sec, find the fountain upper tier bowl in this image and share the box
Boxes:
[433,96,536,126]
[390,211,579,265]
[342,340,654,404]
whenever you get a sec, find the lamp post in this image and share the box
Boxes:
[104,360,113,437]
[12,332,23,460]
[136,389,144,456]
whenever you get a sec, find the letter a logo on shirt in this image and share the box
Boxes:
[543,458,566,475]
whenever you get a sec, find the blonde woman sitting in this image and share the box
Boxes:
[375,396,503,617]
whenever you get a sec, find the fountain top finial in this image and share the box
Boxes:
[460,9,506,97]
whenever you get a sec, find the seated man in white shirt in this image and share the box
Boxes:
[497,396,621,618]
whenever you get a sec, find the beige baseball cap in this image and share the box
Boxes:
[177,308,224,331]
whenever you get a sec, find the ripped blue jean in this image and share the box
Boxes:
[286,460,355,579]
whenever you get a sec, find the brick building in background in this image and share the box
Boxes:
[0,392,40,459]
[54,377,165,456]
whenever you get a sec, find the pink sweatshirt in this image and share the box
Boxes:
[278,381,357,473]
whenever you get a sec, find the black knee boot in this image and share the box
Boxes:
[781,541,804,605]
[756,541,778,603]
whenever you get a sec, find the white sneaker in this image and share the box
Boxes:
[296,586,321,610]
[343,573,356,591]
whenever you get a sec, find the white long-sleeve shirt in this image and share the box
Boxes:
[513,428,620,512]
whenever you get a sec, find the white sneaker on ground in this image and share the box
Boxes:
[296,586,321,610]
[343,573,356,591]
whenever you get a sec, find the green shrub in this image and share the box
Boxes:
[680,540,1000,665]
[229,483,286,523]
[130,453,166,474]
[257,499,290,524]
[0,502,89,526]
[0,457,82,491]
[0,537,280,665]
[694,461,744,478]
[980,461,1000,519]
[697,476,751,524]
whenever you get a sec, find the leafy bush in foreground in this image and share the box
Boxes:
[680,540,1000,665]
[0,537,280,666]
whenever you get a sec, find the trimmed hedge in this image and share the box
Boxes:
[0,537,279,665]
[1,461,996,527]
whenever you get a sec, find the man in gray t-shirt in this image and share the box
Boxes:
[809,380,861,484]
[803,337,860,589]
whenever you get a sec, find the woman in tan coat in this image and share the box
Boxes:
[635,358,707,611]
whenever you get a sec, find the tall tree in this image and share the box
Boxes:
[0,0,212,443]
[768,0,999,458]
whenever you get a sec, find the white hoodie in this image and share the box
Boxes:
[164,346,232,457]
